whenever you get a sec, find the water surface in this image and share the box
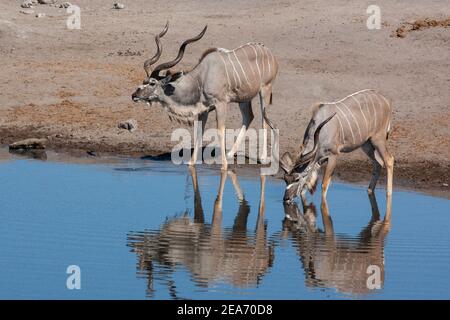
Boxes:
[0,153,449,299]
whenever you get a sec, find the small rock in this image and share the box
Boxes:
[9,138,47,150]
[113,3,125,9]
[87,150,97,157]
[20,9,35,14]
[443,183,449,187]
[59,2,72,8]
[35,12,46,18]
[118,119,137,132]
[10,149,47,161]
[38,0,56,4]
[21,0,34,8]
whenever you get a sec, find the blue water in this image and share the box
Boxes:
[0,156,449,299]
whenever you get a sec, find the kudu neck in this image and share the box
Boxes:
[160,69,209,124]
[167,69,203,107]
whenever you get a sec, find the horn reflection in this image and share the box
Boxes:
[127,168,274,298]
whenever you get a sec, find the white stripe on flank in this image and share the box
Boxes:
[378,93,391,113]
[374,93,391,130]
[233,51,251,88]
[335,102,356,144]
[271,49,276,72]
[266,48,271,76]
[219,54,231,89]
[270,49,277,72]
[367,92,377,130]
[242,46,257,84]
[336,113,346,143]
[322,89,374,105]
[373,92,383,110]
[341,100,362,142]
[373,93,386,126]
[227,54,240,87]
[350,95,368,135]
[250,45,262,85]
[361,93,371,132]
[258,45,265,81]
[374,92,389,115]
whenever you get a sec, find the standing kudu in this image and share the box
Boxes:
[280,89,394,218]
[132,23,279,170]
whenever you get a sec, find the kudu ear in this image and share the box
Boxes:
[280,152,295,174]
[168,71,183,82]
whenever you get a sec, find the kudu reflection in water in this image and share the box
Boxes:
[127,168,274,298]
[282,195,390,296]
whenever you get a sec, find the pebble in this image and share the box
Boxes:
[20,9,35,14]
[113,3,125,9]
[59,2,72,9]
[21,1,34,8]
[443,183,449,187]
[9,138,47,150]
[118,119,137,132]
[38,0,56,4]
[35,13,46,18]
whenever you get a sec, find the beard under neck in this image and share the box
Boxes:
[161,102,210,126]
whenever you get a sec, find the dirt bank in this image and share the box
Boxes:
[0,0,449,197]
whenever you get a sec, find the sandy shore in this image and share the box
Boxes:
[0,0,449,197]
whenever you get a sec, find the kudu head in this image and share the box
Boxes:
[131,23,207,106]
[280,114,335,202]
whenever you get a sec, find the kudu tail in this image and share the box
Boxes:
[261,103,279,165]
[386,120,391,141]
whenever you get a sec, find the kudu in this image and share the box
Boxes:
[132,23,279,170]
[282,193,390,296]
[127,168,274,297]
[280,89,394,217]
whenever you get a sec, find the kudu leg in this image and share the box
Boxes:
[215,102,228,171]
[367,191,381,222]
[226,102,254,161]
[188,166,205,224]
[255,174,267,248]
[228,170,250,233]
[299,189,309,212]
[361,142,382,194]
[258,174,266,219]
[189,111,209,166]
[259,85,273,163]
[212,170,227,235]
[320,199,334,236]
[371,137,394,222]
[321,155,337,204]
[228,169,244,202]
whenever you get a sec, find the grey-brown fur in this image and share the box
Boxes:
[132,25,279,170]
[280,89,394,218]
